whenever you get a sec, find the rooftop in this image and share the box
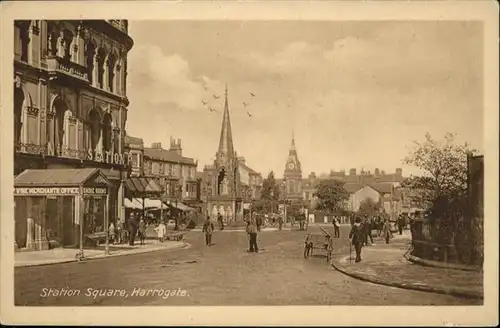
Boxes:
[143,147,196,166]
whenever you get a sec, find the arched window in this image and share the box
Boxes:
[14,84,24,145]
[102,113,112,152]
[107,52,116,92]
[96,47,106,89]
[88,109,101,151]
[61,29,73,62]
[16,21,30,62]
[85,41,96,84]
[217,168,226,196]
[53,98,67,150]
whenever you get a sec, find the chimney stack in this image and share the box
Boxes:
[169,136,182,156]
[350,168,357,176]
[396,168,403,176]
[151,142,162,149]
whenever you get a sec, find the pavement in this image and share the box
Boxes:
[330,230,484,300]
[15,225,480,306]
[15,239,188,268]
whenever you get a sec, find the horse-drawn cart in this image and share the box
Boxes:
[303,227,334,262]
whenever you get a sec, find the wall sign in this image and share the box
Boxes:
[87,149,132,166]
[14,187,108,196]
[14,187,80,195]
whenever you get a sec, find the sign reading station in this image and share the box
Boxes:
[14,187,108,196]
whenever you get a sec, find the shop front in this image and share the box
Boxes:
[14,168,112,251]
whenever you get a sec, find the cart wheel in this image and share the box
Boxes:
[304,243,311,259]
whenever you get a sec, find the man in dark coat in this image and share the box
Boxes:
[202,216,215,246]
[246,217,259,253]
[349,217,364,262]
[127,213,139,246]
[217,212,224,231]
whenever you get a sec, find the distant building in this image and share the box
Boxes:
[281,132,303,202]
[142,138,199,205]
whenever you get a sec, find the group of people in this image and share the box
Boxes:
[348,215,394,263]
[202,215,261,253]
[108,212,149,246]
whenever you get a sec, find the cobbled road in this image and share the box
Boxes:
[15,226,479,306]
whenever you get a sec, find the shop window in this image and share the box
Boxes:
[84,197,105,235]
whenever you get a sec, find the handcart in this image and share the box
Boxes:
[303,227,334,262]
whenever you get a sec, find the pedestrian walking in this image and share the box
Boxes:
[127,213,138,246]
[349,217,364,262]
[382,218,392,244]
[397,214,404,235]
[217,212,225,231]
[278,215,283,231]
[363,216,374,246]
[109,221,116,244]
[333,216,340,238]
[256,215,262,232]
[155,220,167,243]
[138,218,146,245]
[246,217,259,253]
[202,216,215,246]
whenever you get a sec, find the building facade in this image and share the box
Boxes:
[13,20,134,248]
[142,138,199,205]
[281,133,303,201]
[202,86,262,222]
[14,20,133,218]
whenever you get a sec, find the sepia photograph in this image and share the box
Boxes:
[1,0,498,326]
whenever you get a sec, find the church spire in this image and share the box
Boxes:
[291,129,296,151]
[217,84,235,158]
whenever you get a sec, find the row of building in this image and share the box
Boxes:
[12,19,418,252]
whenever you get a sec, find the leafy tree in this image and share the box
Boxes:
[313,179,350,212]
[357,197,381,218]
[402,132,476,220]
[260,171,281,213]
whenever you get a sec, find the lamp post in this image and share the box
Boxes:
[282,178,287,224]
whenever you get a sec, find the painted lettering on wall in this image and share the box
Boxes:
[14,187,108,196]
[14,187,80,195]
[83,187,107,195]
[87,149,132,166]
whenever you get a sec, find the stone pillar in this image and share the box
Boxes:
[92,54,99,87]
[26,217,35,250]
[103,56,110,91]
[28,20,40,67]
[38,223,49,250]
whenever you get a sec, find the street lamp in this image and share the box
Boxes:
[282,178,287,224]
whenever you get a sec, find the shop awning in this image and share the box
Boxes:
[124,198,143,209]
[14,168,111,187]
[124,177,162,197]
[165,200,195,212]
[125,198,168,209]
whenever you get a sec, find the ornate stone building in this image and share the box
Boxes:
[13,20,134,237]
[202,86,262,222]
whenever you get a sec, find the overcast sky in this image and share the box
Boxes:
[125,20,483,178]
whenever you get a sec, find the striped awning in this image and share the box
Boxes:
[124,177,162,197]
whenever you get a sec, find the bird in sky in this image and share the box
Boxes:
[204,86,208,91]
[201,100,208,105]
[243,102,249,107]
[213,94,220,100]
[316,103,323,107]
[247,111,253,117]
[208,106,217,112]
[250,92,256,97]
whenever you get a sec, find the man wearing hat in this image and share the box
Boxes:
[349,217,364,262]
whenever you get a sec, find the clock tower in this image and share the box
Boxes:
[283,132,303,200]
